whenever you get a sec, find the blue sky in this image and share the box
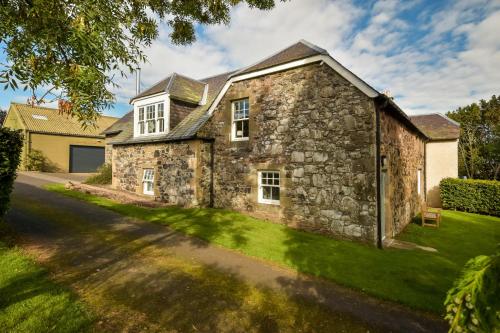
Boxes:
[1,0,499,118]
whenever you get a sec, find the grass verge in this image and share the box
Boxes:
[0,223,93,332]
[45,183,500,313]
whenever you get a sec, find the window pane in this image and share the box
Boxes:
[139,121,145,134]
[271,187,280,201]
[262,186,272,200]
[236,120,244,138]
[139,108,144,121]
[157,103,164,117]
[158,118,164,132]
[147,105,155,119]
[242,120,249,137]
[148,120,156,133]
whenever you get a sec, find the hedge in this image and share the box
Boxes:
[440,178,500,216]
[0,128,23,217]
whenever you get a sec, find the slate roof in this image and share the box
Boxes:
[113,40,331,145]
[102,110,134,143]
[130,73,206,104]
[115,71,234,145]
[10,103,118,138]
[114,40,408,145]
[410,113,460,140]
[233,40,328,76]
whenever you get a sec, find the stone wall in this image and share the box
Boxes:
[105,143,113,165]
[112,140,207,207]
[380,110,425,236]
[198,63,378,242]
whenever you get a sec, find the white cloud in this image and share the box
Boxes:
[110,0,500,116]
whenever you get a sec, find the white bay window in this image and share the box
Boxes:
[135,102,168,135]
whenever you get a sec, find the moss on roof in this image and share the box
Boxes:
[10,103,118,138]
[130,73,206,104]
[410,113,460,140]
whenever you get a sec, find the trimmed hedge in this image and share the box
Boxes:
[440,178,500,216]
[0,128,23,217]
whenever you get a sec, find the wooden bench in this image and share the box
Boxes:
[421,202,441,227]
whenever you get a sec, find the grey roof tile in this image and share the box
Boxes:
[410,113,460,140]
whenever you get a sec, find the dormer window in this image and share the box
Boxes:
[136,102,166,136]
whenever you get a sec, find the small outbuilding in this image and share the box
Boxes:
[410,113,460,207]
[2,103,118,173]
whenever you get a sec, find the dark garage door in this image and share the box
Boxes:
[69,145,105,173]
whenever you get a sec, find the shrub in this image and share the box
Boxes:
[444,249,500,332]
[25,149,58,172]
[84,163,112,185]
[25,149,46,171]
[0,128,23,217]
[440,178,500,216]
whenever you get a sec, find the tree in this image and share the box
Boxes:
[444,249,500,332]
[447,95,500,180]
[0,109,6,127]
[0,0,281,125]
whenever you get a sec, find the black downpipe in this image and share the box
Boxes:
[375,101,383,249]
[209,140,215,208]
[423,143,427,203]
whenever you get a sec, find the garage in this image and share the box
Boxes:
[69,145,105,173]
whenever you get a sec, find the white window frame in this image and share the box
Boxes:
[258,171,280,205]
[157,102,165,133]
[231,98,249,141]
[146,104,156,134]
[142,168,155,195]
[417,169,422,195]
[133,93,170,137]
[138,107,145,134]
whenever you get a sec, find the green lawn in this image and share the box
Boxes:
[0,236,93,332]
[46,184,500,313]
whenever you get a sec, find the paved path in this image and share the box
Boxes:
[5,173,447,333]
[18,171,91,184]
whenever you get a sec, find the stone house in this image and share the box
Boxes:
[107,40,432,246]
[410,113,460,207]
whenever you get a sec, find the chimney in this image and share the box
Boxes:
[135,68,141,95]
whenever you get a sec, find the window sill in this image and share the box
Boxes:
[231,137,249,142]
[258,200,280,206]
[135,132,168,138]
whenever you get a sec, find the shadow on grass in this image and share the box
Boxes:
[5,181,377,333]
[0,241,93,332]
[36,181,453,331]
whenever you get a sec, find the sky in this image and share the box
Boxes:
[1,0,499,118]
